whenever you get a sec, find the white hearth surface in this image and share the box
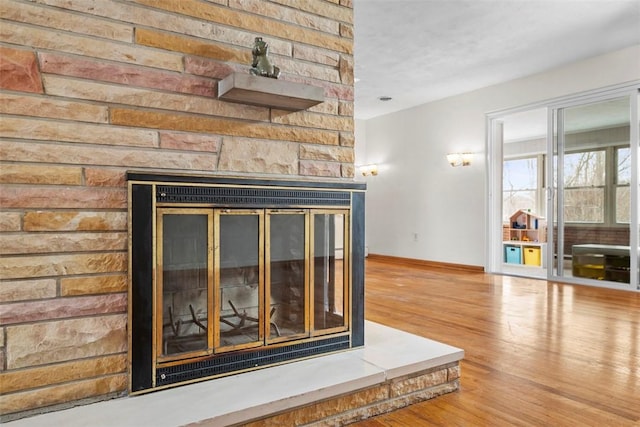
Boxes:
[7,321,464,427]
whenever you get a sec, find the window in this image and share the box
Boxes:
[562,150,605,223]
[503,157,538,221]
[506,147,627,225]
[616,147,630,223]
[505,146,629,225]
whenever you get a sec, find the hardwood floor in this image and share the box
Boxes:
[353,258,640,426]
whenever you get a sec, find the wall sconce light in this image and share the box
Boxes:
[446,153,473,167]
[359,164,379,176]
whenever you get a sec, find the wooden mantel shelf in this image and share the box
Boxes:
[218,72,324,111]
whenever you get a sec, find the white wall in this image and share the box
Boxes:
[357,45,640,267]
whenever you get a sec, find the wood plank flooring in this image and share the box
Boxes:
[353,258,640,426]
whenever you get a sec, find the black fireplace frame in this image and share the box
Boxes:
[128,172,365,393]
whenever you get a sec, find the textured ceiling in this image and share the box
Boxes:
[353,0,640,120]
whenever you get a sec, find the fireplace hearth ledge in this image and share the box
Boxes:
[7,322,463,427]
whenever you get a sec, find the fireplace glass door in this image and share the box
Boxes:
[215,210,265,352]
[157,209,213,361]
[130,177,364,393]
[153,206,350,374]
[266,210,309,343]
[312,211,349,334]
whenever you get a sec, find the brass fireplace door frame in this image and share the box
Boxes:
[154,207,350,368]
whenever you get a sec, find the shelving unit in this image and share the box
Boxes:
[503,210,547,268]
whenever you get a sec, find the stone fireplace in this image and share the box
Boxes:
[1,0,363,421]
[128,172,365,393]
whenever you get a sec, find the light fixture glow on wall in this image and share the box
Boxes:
[446,153,473,167]
[359,164,379,176]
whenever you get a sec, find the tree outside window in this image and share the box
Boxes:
[503,157,537,222]
[562,150,605,223]
[616,147,630,223]
[506,146,628,225]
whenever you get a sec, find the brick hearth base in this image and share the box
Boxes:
[244,363,461,426]
[7,322,463,427]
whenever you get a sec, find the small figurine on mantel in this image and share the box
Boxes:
[250,36,280,79]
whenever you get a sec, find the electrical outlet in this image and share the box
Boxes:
[413,233,419,242]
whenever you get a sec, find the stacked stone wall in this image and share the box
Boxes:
[0,0,354,420]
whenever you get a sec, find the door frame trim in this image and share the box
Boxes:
[486,81,640,291]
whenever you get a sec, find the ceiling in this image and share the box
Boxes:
[353,0,640,120]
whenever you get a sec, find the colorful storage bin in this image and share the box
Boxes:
[505,245,522,264]
[523,246,541,266]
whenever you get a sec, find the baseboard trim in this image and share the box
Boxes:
[367,254,484,273]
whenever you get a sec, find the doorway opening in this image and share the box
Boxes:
[487,83,639,291]
[501,108,548,279]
